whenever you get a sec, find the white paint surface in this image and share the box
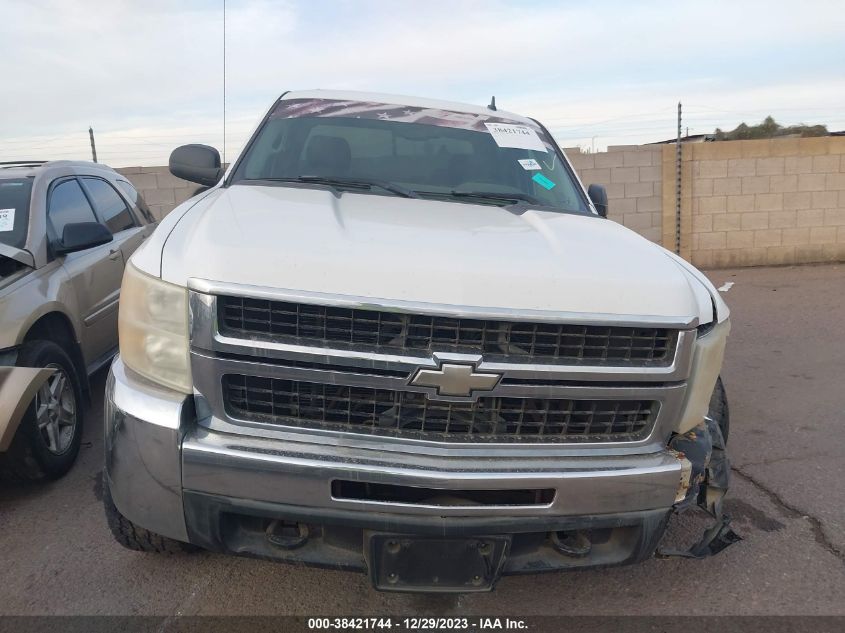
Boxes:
[142,183,714,323]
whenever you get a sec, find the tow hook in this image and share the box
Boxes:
[266,520,309,550]
[550,530,591,557]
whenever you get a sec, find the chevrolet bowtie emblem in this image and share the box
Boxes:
[410,363,501,397]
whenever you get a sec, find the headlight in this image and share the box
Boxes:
[118,261,192,393]
[696,299,718,338]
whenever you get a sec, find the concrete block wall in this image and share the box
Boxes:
[679,137,845,268]
[116,166,202,221]
[564,145,663,243]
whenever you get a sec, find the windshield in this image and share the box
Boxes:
[0,178,33,249]
[230,98,591,214]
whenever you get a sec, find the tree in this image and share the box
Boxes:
[714,116,828,141]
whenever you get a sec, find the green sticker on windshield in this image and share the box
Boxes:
[532,173,556,190]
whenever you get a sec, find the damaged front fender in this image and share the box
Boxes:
[660,415,741,558]
[0,366,55,452]
[669,415,729,514]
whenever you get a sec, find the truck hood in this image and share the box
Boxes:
[158,184,711,323]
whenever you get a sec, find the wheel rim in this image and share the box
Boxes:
[34,364,77,455]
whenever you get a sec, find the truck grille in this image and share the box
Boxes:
[222,374,656,443]
[218,296,676,365]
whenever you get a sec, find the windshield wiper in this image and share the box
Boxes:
[414,189,542,206]
[248,176,418,199]
[300,176,420,199]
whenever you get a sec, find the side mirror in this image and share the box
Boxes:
[169,144,223,187]
[588,184,608,218]
[55,222,113,255]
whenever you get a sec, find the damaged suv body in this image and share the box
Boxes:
[1,161,154,480]
[103,91,734,591]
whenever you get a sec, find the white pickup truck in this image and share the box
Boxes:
[103,90,735,592]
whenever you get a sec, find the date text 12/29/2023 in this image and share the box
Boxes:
[307,617,528,630]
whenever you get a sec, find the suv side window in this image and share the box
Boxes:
[48,178,99,240]
[82,177,138,233]
[116,180,155,224]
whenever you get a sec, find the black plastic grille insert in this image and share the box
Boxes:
[223,374,656,443]
[218,296,676,366]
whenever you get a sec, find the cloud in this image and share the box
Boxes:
[1,0,843,164]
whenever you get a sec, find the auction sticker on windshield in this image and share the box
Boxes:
[485,122,547,152]
[532,173,556,190]
[518,158,542,170]
[0,208,15,231]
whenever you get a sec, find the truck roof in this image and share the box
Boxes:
[279,89,537,126]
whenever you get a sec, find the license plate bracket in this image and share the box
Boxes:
[366,534,510,593]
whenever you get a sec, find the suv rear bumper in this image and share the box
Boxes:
[105,356,686,575]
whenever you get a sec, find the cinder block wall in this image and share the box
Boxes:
[564,145,663,243]
[566,136,845,267]
[115,166,202,221]
[675,137,845,268]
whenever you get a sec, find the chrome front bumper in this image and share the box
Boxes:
[104,357,191,541]
[105,356,686,550]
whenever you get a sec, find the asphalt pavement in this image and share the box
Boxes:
[1,263,843,616]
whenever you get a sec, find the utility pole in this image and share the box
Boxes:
[89,126,98,163]
[675,102,682,255]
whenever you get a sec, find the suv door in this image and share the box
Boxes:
[47,177,124,368]
[79,177,148,265]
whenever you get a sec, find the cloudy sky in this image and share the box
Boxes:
[2,0,844,166]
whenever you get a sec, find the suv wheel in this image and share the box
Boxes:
[0,340,84,481]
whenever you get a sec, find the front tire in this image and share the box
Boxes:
[708,376,730,443]
[0,340,84,481]
[102,473,197,554]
